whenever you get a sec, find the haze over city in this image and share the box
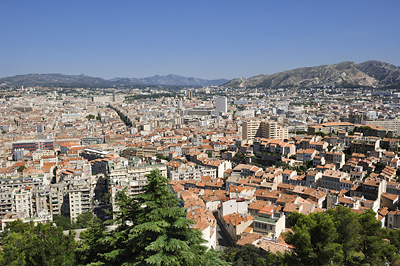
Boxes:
[1,0,400,79]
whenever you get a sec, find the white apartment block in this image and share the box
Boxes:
[242,120,261,139]
[363,119,400,136]
[215,97,228,115]
[242,119,288,140]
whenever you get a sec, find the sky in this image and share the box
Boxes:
[0,0,399,80]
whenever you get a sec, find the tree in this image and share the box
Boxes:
[75,212,94,229]
[374,162,386,173]
[86,114,95,120]
[53,212,95,230]
[156,154,167,160]
[358,209,398,265]
[0,220,76,266]
[327,206,362,265]
[82,169,227,265]
[76,218,108,265]
[284,207,400,266]
[221,244,282,266]
[17,165,26,172]
[53,214,73,230]
[314,132,326,137]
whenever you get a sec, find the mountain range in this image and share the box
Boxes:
[0,74,229,87]
[223,60,400,89]
[1,60,400,89]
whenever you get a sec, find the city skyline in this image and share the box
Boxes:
[1,1,400,80]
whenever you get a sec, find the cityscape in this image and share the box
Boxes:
[1,1,400,265]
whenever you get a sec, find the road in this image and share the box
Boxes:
[214,211,234,250]
[215,222,230,250]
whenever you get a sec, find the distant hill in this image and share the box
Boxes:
[110,74,228,87]
[0,73,229,87]
[222,60,400,89]
[138,74,228,87]
[0,74,112,87]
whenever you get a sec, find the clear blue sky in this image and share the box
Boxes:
[1,0,399,79]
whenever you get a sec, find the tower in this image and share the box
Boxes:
[215,97,227,116]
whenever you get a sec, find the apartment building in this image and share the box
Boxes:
[363,119,400,136]
[260,121,289,140]
[321,170,349,191]
[320,151,346,169]
[253,211,285,238]
[350,138,380,154]
[12,139,55,152]
[242,119,288,140]
[242,120,261,139]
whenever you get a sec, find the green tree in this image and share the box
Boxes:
[156,154,167,160]
[0,220,76,266]
[305,160,313,169]
[221,244,282,266]
[75,212,95,229]
[284,207,400,266]
[389,229,400,251]
[53,214,72,230]
[86,114,95,120]
[358,209,398,265]
[327,206,362,265]
[374,162,386,173]
[284,211,342,265]
[85,169,227,265]
[17,165,26,172]
[76,218,108,265]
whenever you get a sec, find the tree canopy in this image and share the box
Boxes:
[283,207,400,266]
[76,169,227,266]
[0,220,76,266]
[53,211,95,230]
[4,173,400,266]
[221,244,282,266]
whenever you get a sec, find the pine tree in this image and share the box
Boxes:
[76,218,108,265]
[89,169,227,266]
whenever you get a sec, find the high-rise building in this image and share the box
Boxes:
[215,97,227,115]
[242,119,288,140]
[177,100,183,110]
[260,121,289,140]
[12,148,25,161]
[242,120,261,139]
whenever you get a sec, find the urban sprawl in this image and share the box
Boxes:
[1,85,400,253]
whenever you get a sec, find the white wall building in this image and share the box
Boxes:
[215,97,227,116]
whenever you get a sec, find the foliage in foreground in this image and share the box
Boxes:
[0,170,226,266]
[0,221,76,266]
[221,206,400,266]
[222,244,282,266]
[53,211,95,230]
[284,207,400,266]
[4,170,400,266]
[76,169,227,265]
